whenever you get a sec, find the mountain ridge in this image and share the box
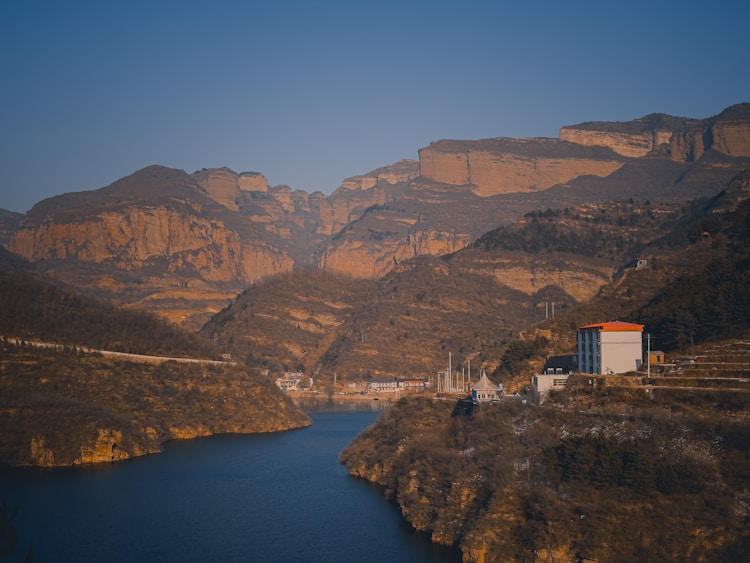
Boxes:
[2,103,750,329]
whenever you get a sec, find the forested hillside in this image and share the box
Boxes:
[340,171,750,561]
[635,183,750,350]
[0,248,310,467]
[341,394,750,561]
[0,248,218,359]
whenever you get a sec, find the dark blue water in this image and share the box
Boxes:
[6,400,462,562]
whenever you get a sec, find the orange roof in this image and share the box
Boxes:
[579,321,644,332]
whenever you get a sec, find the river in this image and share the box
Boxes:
[5,399,462,562]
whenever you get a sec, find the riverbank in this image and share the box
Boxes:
[341,392,750,561]
[9,409,462,563]
[0,343,310,467]
[283,389,434,402]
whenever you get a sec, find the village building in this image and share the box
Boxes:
[648,350,665,366]
[576,321,644,375]
[532,372,570,403]
[367,378,400,393]
[366,377,427,394]
[400,377,429,391]
[531,355,575,402]
[471,371,502,403]
[275,372,303,391]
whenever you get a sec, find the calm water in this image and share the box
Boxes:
[6,399,462,562]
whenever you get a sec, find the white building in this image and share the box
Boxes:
[532,372,570,403]
[576,321,644,375]
[471,371,501,403]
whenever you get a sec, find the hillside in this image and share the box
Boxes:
[341,392,750,561]
[202,172,749,387]
[335,173,750,562]
[0,249,309,467]
[481,170,750,392]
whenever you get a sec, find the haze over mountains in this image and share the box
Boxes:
[2,103,749,331]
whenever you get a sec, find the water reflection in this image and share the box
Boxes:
[291,394,394,413]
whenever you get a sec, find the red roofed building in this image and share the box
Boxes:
[576,321,644,375]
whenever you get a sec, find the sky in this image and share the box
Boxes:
[1,1,749,213]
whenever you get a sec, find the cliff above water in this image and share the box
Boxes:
[341,393,750,562]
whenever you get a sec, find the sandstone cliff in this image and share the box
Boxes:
[192,166,269,211]
[560,102,750,162]
[418,137,625,196]
[4,105,750,328]
[8,166,294,328]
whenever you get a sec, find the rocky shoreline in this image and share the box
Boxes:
[340,394,750,562]
[0,343,311,467]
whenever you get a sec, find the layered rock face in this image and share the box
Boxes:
[4,105,750,327]
[458,253,613,304]
[319,226,472,278]
[559,127,674,158]
[10,205,289,283]
[560,103,750,162]
[312,160,418,237]
[418,138,625,196]
[8,166,294,328]
[192,167,269,211]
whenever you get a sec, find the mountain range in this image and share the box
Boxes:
[3,103,749,332]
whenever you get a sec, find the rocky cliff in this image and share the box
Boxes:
[418,137,626,196]
[4,105,750,327]
[8,166,294,328]
[560,102,750,162]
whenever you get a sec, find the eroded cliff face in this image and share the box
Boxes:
[560,103,750,162]
[418,138,625,196]
[10,205,289,283]
[312,160,418,237]
[4,105,749,329]
[559,128,674,158]
[7,166,296,328]
[192,167,269,211]
[456,253,613,303]
[319,226,472,278]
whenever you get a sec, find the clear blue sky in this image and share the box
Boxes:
[1,0,749,213]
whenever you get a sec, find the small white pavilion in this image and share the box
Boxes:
[471,371,501,403]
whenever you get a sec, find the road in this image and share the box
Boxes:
[3,337,235,367]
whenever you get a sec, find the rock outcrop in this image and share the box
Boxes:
[10,205,290,283]
[78,429,130,464]
[418,138,625,196]
[560,102,750,162]
[192,167,269,211]
[319,226,472,278]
